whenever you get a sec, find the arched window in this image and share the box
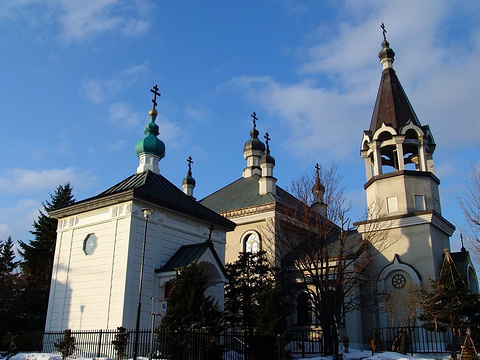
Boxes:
[243,231,261,253]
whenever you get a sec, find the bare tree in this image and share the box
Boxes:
[459,161,480,259]
[264,164,392,355]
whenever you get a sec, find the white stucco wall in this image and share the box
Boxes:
[45,200,227,331]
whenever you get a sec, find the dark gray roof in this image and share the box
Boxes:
[156,241,227,278]
[369,67,422,133]
[62,170,235,230]
[199,174,298,214]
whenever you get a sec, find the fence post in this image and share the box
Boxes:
[97,329,103,357]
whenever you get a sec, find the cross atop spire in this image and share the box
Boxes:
[315,163,320,178]
[150,84,161,111]
[251,112,258,130]
[460,233,466,252]
[187,156,193,172]
[381,22,387,42]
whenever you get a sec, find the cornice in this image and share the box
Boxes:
[355,210,455,236]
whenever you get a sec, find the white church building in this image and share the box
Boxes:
[45,90,235,331]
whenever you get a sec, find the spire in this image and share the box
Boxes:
[311,163,327,216]
[460,233,466,252]
[242,112,265,178]
[259,132,276,195]
[369,24,421,133]
[135,85,166,174]
[182,156,196,198]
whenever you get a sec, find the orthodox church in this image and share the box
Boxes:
[45,31,478,350]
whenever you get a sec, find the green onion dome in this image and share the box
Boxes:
[135,108,166,159]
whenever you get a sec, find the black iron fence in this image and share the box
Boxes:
[0,328,327,360]
[371,325,480,355]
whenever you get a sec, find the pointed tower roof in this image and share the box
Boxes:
[369,30,421,133]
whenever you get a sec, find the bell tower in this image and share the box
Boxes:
[357,27,455,321]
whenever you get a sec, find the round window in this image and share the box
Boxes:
[392,273,406,289]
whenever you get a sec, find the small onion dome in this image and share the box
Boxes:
[135,109,166,159]
[261,149,275,166]
[312,180,325,194]
[244,128,266,153]
[378,40,395,63]
[182,170,196,187]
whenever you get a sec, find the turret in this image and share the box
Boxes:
[311,163,327,217]
[135,85,166,174]
[182,156,196,198]
[258,132,276,195]
[242,112,265,178]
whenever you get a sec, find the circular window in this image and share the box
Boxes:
[392,273,406,289]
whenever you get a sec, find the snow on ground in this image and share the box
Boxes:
[295,348,451,360]
[0,350,452,360]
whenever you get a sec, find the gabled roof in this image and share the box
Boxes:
[369,67,421,133]
[156,240,227,278]
[156,241,221,272]
[51,170,235,230]
[199,174,298,214]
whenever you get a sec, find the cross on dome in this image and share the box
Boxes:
[264,132,271,151]
[381,22,387,42]
[150,84,161,110]
[187,156,193,171]
[251,112,258,130]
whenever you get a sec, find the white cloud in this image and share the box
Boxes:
[58,0,152,42]
[0,198,40,242]
[80,80,105,104]
[108,102,142,127]
[0,0,153,42]
[80,63,149,103]
[0,168,96,195]
[185,103,209,122]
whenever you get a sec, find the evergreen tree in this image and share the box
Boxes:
[162,262,223,332]
[18,183,75,329]
[225,251,292,335]
[0,237,22,331]
[54,329,76,360]
[420,250,480,359]
[112,327,129,360]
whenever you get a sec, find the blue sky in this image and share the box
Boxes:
[1,0,479,255]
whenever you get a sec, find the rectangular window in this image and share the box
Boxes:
[386,196,398,213]
[414,194,426,211]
